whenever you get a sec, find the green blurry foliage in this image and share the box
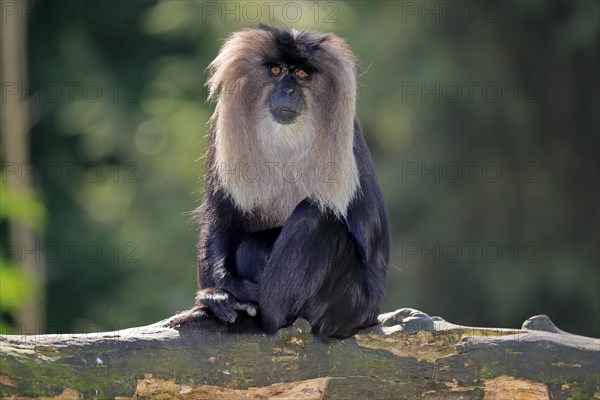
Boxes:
[14,1,599,336]
[0,261,38,333]
[0,181,45,230]
[0,159,45,333]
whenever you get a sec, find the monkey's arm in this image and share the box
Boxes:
[194,192,269,322]
[259,122,390,338]
[345,121,390,308]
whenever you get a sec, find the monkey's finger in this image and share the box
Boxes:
[246,305,257,317]
[234,303,257,317]
[208,301,237,323]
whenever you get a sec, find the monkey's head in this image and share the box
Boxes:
[208,25,361,220]
[208,25,358,157]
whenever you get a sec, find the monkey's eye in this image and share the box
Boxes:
[269,65,283,76]
[295,69,310,79]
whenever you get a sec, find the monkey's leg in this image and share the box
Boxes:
[205,226,282,318]
[235,227,281,281]
[258,200,379,338]
[172,227,281,327]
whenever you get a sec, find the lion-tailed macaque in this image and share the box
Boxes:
[170,25,390,339]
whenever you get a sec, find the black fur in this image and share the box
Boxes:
[189,121,390,339]
[258,24,326,72]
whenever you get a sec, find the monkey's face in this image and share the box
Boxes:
[266,63,309,125]
[208,25,358,156]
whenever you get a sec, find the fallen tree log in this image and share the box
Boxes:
[0,308,598,399]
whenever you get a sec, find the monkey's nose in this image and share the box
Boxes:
[283,87,294,94]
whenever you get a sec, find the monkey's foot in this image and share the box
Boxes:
[376,308,435,334]
[276,318,313,341]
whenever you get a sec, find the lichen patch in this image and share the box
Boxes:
[116,376,331,400]
[483,375,548,400]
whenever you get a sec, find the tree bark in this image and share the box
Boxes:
[0,309,598,399]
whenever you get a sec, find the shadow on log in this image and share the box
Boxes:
[0,308,598,399]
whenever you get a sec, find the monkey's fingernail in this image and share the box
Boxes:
[228,314,237,323]
[246,306,257,317]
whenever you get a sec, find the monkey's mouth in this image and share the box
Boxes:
[269,87,304,125]
[270,106,301,125]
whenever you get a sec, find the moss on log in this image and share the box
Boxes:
[0,309,598,399]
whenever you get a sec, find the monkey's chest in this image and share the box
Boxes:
[245,177,307,228]
[218,158,312,227]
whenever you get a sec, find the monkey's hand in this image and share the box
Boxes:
[167,289,258,328]
[197,287,257,323]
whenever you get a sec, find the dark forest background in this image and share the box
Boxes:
[1,0,598,337]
